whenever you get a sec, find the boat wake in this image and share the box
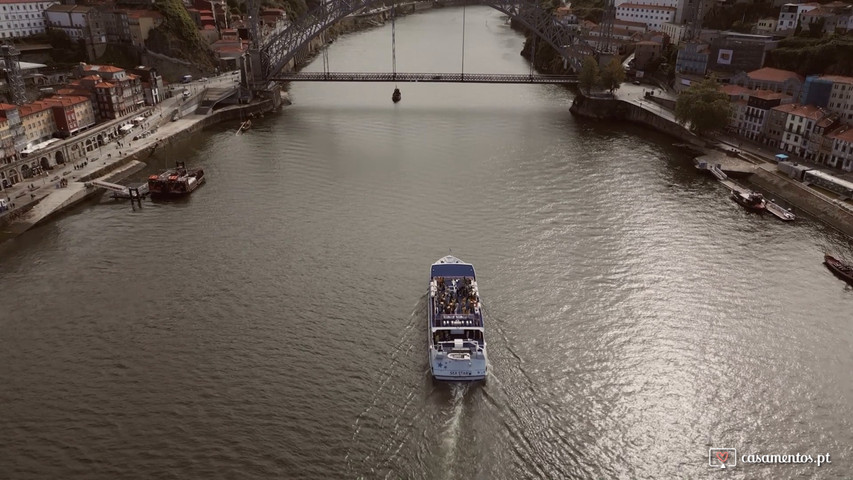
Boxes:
[440,383,468,480]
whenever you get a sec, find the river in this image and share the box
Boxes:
[1,6,852,479]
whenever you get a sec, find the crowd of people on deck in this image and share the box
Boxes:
[434,276,480,317]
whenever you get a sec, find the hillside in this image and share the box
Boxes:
[766,34,853,76]
[147,0,216,71]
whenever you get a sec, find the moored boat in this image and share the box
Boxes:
[147,161,205,197]
[730,189,766,211]
[824,254,853,285]
[392,87,401,103]
[428,255,487,381]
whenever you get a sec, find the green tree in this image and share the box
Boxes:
[578,56,600,94]
[675,77,732,135]
[599,58,625,93]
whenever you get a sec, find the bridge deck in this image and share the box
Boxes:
[272,72,578,84]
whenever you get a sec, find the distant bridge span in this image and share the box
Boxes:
[256,0,594,83]
[271,72,579,84]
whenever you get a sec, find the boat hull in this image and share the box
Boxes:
[824,255,853,285]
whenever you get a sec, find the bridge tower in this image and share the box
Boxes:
[2,44,26,105]
[596,0,616,56]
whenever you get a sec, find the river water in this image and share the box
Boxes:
[1,7,852,479]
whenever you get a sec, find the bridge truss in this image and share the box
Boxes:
[256,0,597,83]
[271,72,579,83]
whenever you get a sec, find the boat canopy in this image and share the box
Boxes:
[120,124,134,132]
[431,263,475,278]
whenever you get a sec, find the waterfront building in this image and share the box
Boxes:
[763,105,789,149]
[773,103,831,159]
[76,64,145,120]
[615,3,676,31]
[130,65,164,106]
[19,100,57,146]
[730,67,804,98]
[825,75,853,122]
[0,0,54,39]
[43,95,95,137]
[614,0,707,24]
[776,2,819,32]
[812,115,842,166]
[827,126,853,171]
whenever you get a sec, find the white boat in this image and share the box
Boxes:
[428,255,488,381]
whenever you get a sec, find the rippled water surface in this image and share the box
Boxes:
[2,7,853,479]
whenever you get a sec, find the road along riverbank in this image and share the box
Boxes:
[570,91,853,237]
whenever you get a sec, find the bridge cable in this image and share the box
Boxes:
[461,3,466,80]
[391,2,397,80]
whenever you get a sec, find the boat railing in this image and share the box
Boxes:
[435,314,481,328]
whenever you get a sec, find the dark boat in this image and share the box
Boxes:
[824,254,853,285]
[730,189,766,211]
[147,161,205,197]
[392,87,401,103]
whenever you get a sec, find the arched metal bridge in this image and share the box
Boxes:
[253,0,597,84]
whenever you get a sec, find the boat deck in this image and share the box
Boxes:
[430,275,482,329]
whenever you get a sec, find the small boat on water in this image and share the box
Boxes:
[392,87,401,103]
[824,254,853,285]
[428,255,487,381]
[147,161,205,197]
[730,189,766,211]
[236,119,252,135]
[766,199,795,221]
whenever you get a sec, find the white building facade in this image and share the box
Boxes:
[615,3,676,31]
[0,0,55,39]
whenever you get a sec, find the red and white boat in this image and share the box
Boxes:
[147,161,205,197]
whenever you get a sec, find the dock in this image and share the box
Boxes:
[766,199,796,221]
[88,179,149,199]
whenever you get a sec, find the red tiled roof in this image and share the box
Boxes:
[19,102,52,116]
[771,103,827,120]
[748,89,791,101]
[0,103,17,110]
[95,82,116,88]
[721,84,750,96]
[747,67,804,84]
[829,127,853,142]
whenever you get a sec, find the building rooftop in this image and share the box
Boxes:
[721,84,750,96]
[749,89,790,101]
[748,67,803,84]
[830,127,853,142]
[771,103,827,120]
[820,75,853,84]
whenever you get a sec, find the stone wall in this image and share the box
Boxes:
[749,167,853,237]
[570,93,704,147]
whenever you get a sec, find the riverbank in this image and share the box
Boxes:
[0,93,277,242]
[570,89,853,237]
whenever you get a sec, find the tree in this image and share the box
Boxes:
[807,18,826,38]
[599,58,625,93]
[578,56,600,94]
[675,77,732,136]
